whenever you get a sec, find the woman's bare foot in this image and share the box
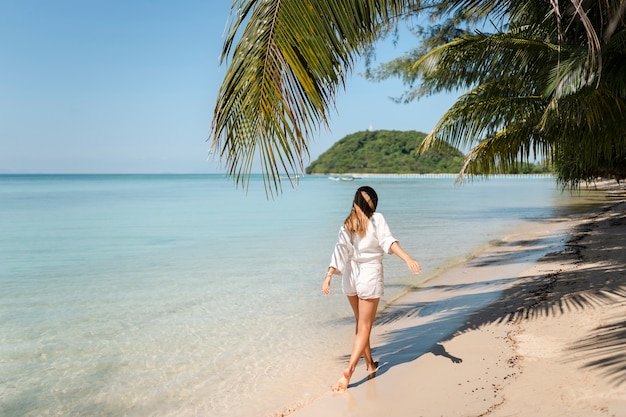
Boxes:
[366,361,379,373]
[332,369,352,392]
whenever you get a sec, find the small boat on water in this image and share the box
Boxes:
[328,175,355,181]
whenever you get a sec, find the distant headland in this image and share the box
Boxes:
[305,130,550,175]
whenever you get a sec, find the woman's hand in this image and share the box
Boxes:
[405,258,422,274]
[322,275,332,295]
[322,269,335,295]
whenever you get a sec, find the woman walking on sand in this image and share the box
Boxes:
[322,186,422,391]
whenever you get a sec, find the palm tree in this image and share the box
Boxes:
[379,1,626,186]
[210,0,626,193]
[402,1,626,185]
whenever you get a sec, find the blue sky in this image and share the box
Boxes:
[0,1,460,174]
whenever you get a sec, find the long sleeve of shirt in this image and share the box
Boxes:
[329,225,353,275]
[371,212,397,255]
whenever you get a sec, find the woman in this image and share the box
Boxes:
[322,186,421,391]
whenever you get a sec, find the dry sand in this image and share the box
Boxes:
[288,186,626,417]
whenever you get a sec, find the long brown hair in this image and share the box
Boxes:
[344,186,378,237]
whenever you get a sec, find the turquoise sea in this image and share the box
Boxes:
[0,174,607,417]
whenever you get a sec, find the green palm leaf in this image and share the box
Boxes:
[211,0,416,194]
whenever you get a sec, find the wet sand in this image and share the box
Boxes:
[288,185,626,417]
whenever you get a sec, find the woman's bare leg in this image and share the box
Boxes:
[347,296,378,372]
[336,297,380,390]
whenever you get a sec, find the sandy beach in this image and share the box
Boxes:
[288,185,626,417]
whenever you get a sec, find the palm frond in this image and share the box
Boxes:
[419,79,546,153]
[601,27,626,96]
[211,0,416,194]
[377,29,559,103]
[543,53,593,101]
[457,123,549,180]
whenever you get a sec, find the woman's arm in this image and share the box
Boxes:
[389,241,422,274]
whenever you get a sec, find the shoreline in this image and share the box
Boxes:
[286,186,626,417]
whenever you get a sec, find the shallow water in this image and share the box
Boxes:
[0,174,608,417]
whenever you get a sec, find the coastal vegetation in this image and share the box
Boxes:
[306,130,549,175]
[211,1,626,193]
[306,130,463,174]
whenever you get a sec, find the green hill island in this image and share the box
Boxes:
[306,130,464,175]
[306,129,551,175]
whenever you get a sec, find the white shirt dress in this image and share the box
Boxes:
[329,212,397,299]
